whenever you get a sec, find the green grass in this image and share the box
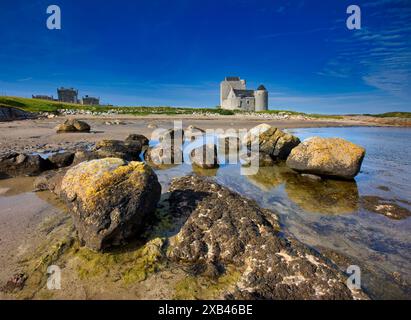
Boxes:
[2,96,408,119]
[363,112,411,118]
[0,96,236,116]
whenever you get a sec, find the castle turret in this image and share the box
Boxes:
[254,85,268,111]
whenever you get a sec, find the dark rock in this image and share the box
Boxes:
[60,158,161,251]
[0,106,36,122]
[34,168,68,195]
[94,139,142,161]
[158,128,185,143]
[286,137,365,179]
[145,142,183,168]
[72,150,99,166]
[48,152,75,169]
[0,153,51,178]
[125,134,149,147]
[185,125,206,142]
[166,176,366,299]
[190,144,219,169]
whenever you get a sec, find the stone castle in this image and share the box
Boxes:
[33,87,100,105]
[220,77,268,111]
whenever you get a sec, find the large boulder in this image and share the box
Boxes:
[286,137,366,179]
[48,152,75,169]
[158,128,185,143]
[60,158,161,251]
[94,139,142,161]
[166,176,366,299]
[145,142,183,168]
[0,153,51,178]
[0,106,36,122]
[185,125,205,142]
[56,119,91,133]
[190,144,219,169]
[244,124,300,160]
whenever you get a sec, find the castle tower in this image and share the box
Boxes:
[254,85,268,111]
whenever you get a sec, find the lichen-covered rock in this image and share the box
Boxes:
[125,134,149,147]
[286,137,366,179]
[190,144,219,169]
[244,124,300,160]
[94,139,142,161]
[56,119,91,133]
[60,158,161,251]
[166,176,366,300]
[0,153,51,178]
[48,152,75,169]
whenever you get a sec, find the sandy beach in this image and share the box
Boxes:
[0,114,400,157]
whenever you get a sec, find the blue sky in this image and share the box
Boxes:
[0,0,410,113]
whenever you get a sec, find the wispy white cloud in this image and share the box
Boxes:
[319,5,411,99]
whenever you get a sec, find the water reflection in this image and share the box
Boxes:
[284,174,359,214]
[0,176,36,196]
[245,164,359,215]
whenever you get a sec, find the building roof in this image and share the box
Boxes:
[257,85,267,91]
[225,76,241,81]
[233,89,255,98]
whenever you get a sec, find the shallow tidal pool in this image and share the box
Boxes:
[0,126,410,299]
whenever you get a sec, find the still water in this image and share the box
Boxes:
[0,126,409,299]
[154,126,411,299]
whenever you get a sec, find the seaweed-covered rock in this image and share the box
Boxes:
[286,137,365,179]
[0,153,51,178]
[361,196,411,220]
[56,119,91,133]
[60,158,161,251]
[125,134,149,147]
[94,139,142,161]
[244,124,300,160]
[190,144,219,169]
[166,176,365,300]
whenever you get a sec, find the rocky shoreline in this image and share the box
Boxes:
[1,119,410,300]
